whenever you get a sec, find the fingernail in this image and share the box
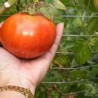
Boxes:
[60,22,64,25]
[57,22,64,30]
[59,22,64,26]
[57,22,64,29]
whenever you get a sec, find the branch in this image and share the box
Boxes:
[0,0,19,15]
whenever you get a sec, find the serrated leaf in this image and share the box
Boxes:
[39,6,53,19]
[53,0,67,10]
[73,39,91,65]
[38,3,63,21]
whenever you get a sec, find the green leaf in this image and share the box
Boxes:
[53,54,69,67]
[89,64,98,80]
[8,0,17,6]
[39,6,53,19]
[53,0,67,10]
[38,3,64,22]
[89,38,98,51]
[87,17,98,34]
[73,39,92,65]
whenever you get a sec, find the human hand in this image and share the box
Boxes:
[0,23,64,95]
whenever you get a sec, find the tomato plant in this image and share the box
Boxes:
[0,13,56,58]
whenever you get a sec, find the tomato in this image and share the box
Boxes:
[0,13,56,58]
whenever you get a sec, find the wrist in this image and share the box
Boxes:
[0,91,25,98]
[0,73,36,95]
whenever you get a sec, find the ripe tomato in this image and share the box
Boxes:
[0,13,56,58]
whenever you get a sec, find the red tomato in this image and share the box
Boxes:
[0,13,56,58]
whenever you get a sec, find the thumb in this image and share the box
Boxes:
[44,22,64,61]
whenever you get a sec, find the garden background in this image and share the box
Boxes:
[0,0,98,97]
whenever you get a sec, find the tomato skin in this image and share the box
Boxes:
[0,13,56,58]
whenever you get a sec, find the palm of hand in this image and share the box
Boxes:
[0,47,51,86]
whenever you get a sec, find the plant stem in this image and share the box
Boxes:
[0,0,19,15]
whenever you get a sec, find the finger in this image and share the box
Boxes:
[27,23,64,84]
[50,23,64,55]
[0,22,3,27]
[29,23,64,84]
[0,22,3,45]
[44,22,64,61]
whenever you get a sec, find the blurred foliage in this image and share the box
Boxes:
[73,38,91,65]
[0,0,98,97]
